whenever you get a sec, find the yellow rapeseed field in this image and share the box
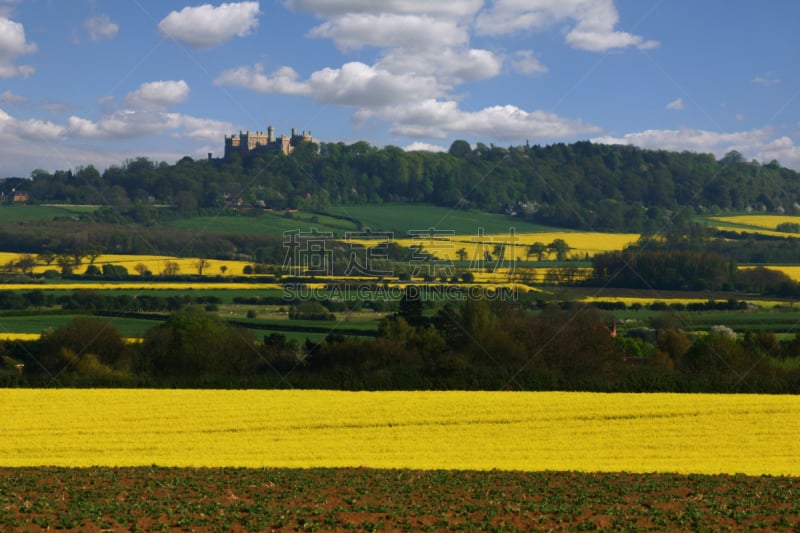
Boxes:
[711,215,800,238]
[0,253,253,277]
[1,390,798,475]
[349,232,639,261]
[713,214,800,230]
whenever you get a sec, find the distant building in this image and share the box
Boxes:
[224,125,314,158]
[12,190,29,203]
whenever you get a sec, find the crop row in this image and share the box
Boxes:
[0,467,798,532]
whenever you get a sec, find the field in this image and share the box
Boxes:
[2,467,798,532]
[3,390,798,475]
[708,214,800,237]
[327,204,554,235]
[2,390,799,531]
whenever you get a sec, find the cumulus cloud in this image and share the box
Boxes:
[379,47,502,86]
[285,0,483,19]
[592,128,800,171]
[84,14,118,41]
[217,62,441,107]
[124,80,190,109]
[214,64,311,95]
[63,79,231,142]
[666,98,684,110]
[308,13,468,51]
[158,2,260,48]
[404,141,447,152]
[0,107,63,140]
[475,0,658,51]
[0,16,36,78]
[374,99,600,140]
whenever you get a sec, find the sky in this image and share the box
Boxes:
[0,0,798,177]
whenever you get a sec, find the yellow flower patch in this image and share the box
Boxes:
[1,390,797,475]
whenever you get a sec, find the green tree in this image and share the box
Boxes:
[547,239,571,261]
[138,309,258,377]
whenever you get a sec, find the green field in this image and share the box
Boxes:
[0,204,98,222]
[327,204,554,235]
[170,210,358,235]
[0,314,159,337]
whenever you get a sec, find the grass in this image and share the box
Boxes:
[0,204,98,222]
[327,203,555,235]
[0,314,160,338]
[170,210,359,235]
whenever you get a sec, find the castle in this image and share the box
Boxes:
[224,125,314,158]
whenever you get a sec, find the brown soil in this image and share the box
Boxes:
[1,467,798,531]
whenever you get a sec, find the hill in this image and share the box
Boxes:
[6,141,800,233]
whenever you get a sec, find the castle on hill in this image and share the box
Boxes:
[224,125,314,158]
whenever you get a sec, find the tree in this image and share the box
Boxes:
[456,247,468,262]
[547,239,571,261]
[194,258,210,275]
[134,263,150,276]
[162,261,180,276]
[39,317,127,372]
[528,242,548,261]
[448,139,472,158]
[14,254,37,274]
[398,287,425,327]
[55,255,74,276]
[138,309,258,377]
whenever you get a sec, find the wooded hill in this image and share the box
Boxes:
[5,141,799,232]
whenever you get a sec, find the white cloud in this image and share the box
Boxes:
[217,61,441,107]
[375,99,600,140]
[476,0,658,51]
[84,14,119,41]
[176,116,236,143]
[592,128,800,171]
[124,80,190,110]
[0,107,63,141]
[666,98,684,110]
[308,13,468,51]
[379,47,502,86]
[158,2,260,48]
[404,141,447,152]
[285,0,483,19]
[511,50,548,75]
[752,76,780,86]
[0,16,36,78]
[0,89,26,104]
[309,62,441,106]
[214,64,311,95]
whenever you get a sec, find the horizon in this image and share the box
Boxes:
[0,0,797,176]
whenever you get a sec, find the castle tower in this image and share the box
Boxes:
[268,125,275,143]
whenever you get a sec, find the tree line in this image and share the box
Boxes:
[5,140,800,232]
[4,297,800,392]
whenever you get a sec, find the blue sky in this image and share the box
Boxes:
[0,0,798,177]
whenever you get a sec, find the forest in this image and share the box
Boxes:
[4,139,799,233]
